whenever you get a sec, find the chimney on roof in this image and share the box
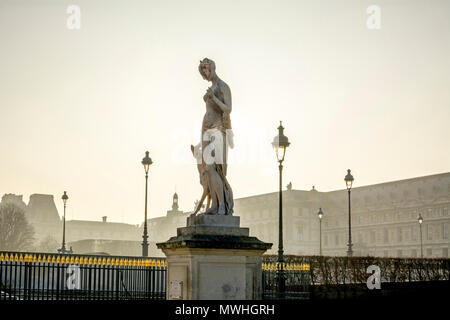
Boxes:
[102,216,107,223]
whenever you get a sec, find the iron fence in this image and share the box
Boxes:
[262,255,450,285]
[262,262,310,299]
[262,255,450,300]
[0,251,166,301]
[2,251,448,301]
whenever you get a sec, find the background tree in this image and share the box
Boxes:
[0,203,35,251]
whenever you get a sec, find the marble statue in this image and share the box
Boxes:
[192,58,234,216]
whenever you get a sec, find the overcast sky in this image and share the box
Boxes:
[1,0,449,224]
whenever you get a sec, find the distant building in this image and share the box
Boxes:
[4,172,449,258]
[0,193,142,256]
[67,239,162,257]
[147,193,190,243]
[147,173,450,258]
[235,172,450,258]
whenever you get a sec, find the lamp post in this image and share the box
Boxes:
[272,121,290,299]
[141,151,153,257]
[418,213,424,258]
[59,191,69,253]
[344,169,354,257]
[318,208,323,256]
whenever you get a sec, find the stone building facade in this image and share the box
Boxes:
[235,172,450,258]
[0,193,142,255]
[3,172,449,258]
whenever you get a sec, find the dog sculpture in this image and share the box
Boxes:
[191,144,211,216]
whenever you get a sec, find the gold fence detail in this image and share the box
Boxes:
[0,252,167,269]
[262,262,310,271]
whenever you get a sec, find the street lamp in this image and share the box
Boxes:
[344,169,354,257]
[141,151,153,257]
[272,121,290,299]
[418,213,424,258]
[59,191,69,254]
[318,208,324,256]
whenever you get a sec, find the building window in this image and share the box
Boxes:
[383,229,389,243]
[443,248,448,258]
[370,230,376,243]
[443,223,449,240]
[411,249,417,257]
[397,250,402,257]
[397,228,402,243]
[412,227,418,241]
[335,234,339,246]
[427,225,433,241]
[426,248,432,257]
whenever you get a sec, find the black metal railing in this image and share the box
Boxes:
[0,251,166,301]
[263,255,450,285]
[262,255,450,299]
[261,262,310,299]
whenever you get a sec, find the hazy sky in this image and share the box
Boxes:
[1,0,449,225]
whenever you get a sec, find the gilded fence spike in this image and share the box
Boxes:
[74,257,79,265]
[19,254,23,262]
[0,253,3,262]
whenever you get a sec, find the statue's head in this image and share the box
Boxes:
[198,58,216,81]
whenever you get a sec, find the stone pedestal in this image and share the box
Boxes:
[157,214,272,300]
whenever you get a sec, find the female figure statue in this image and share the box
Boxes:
[197,58,234,215]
